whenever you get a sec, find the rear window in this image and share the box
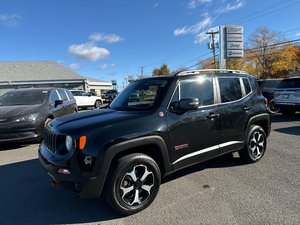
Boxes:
[218,78,242,103]
[243,78,251,95]
[277,78,300,89]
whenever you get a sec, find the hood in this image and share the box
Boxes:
[49,109,147,132]
[0,104,43,119]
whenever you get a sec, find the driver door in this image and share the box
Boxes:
[166,77,221,170]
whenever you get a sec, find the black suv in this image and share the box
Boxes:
[39,70,270,215]
[0,88,77,143]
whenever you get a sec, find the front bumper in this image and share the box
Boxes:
[0,128,42,143]
[38,143,102,198]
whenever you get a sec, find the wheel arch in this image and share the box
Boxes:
[245,113,271,138]
[94,136,172,196]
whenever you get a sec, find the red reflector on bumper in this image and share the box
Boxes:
[51,180,59,187]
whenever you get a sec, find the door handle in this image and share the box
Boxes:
[243,106,251,111]
[207,113,220,119]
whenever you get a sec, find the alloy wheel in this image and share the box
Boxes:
[249,131,265,160]
[120,165,154,206]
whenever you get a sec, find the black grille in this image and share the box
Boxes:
[44,128,66,154]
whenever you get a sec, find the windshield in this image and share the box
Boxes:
[110,77,172,111]
[0,90,48,106]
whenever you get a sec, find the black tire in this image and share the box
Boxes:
[239,125,267,163]
[104,153,161,216]
[267,99,280,113]
[94,100,102,109]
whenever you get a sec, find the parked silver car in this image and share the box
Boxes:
[273,77,300,115]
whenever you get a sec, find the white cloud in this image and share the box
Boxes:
[187,0,212,9]
[174,16,212,36]
[0,14,22,26]
[68,43,110,61]
[99,63,115,70]
[194,26,219,43]
[296,32,300,37]
[215,0,244,14]
[69,63,81,70]
[89,32,123,43]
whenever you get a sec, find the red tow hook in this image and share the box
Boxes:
[51,180,59,187]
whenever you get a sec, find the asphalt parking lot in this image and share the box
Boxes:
[0,114,299,225]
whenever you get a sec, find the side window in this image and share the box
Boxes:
[66,90,74,100]
[243,78,251,95]
[58,89,69,102]
[49,90,60,105]
[171,77,214,106]
[219,78,242,103]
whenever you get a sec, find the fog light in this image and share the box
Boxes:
[84,155,92,165]
[58,168,71,175]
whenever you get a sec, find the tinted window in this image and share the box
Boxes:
[277,78,300,88]
[243,78,251,94]
[219,78,242,103]
[172,77,214,106]
[58,89,69,101]
[49,90,60,105]
[0,90,48,106]
[265,80,281,88]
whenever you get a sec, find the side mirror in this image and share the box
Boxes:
[54,99,63,108]
[179,98,199,110]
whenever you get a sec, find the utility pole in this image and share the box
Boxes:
[206,30,218,68]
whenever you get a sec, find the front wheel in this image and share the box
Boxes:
[104,153,161,216]
[239,125,267,163]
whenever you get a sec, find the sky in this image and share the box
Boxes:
[0,0,300,88]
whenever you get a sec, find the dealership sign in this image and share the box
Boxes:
[225,25,243,58]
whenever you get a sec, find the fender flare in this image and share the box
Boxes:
[94,135,172,196]
[245,113,271,138]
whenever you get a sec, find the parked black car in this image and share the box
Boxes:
[39,70,270,215]
[257,79,283,113]
[102,89,118,103]
[0,88,77,143]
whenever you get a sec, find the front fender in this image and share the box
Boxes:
[92,135,172,197]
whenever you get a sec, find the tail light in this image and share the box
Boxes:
[264,98,268,107]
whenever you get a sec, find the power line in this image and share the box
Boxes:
[140,0,300,74]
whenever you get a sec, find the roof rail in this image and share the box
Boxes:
[175,69,249,76]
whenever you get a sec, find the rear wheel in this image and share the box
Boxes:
[104,153,161,216]
[239,125,267,163]
[94,100,102,109]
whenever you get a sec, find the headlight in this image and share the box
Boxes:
[66,135,76,151]
[15,113,39,122]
